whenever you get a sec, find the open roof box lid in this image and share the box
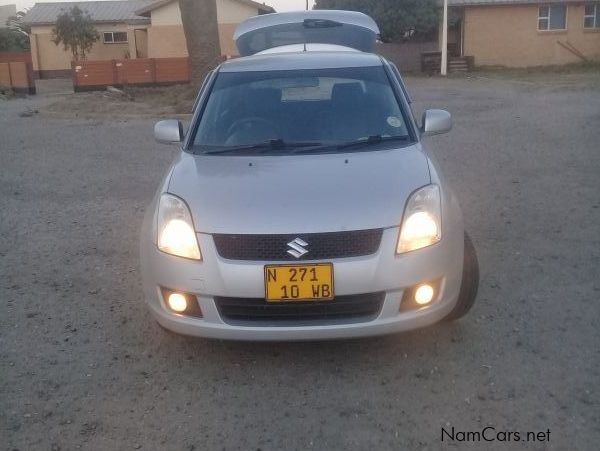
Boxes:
[234,10,380,57]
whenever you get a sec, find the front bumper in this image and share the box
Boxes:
[140,225,464,341]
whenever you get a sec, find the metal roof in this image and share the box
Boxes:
[448,0,579,6]
[135,0,274,16]
[23,1,153,25]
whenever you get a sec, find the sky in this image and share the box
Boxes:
[8,0,317,14]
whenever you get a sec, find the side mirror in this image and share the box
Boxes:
[421,109,452,137]
[154,120,184,144]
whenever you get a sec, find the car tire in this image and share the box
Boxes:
[444,232,479,322]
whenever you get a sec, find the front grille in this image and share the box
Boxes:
[212,229,383,261]
[214,292,385,326]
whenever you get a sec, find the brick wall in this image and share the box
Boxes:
[464,4,600,67]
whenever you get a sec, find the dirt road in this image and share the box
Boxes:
[1,72,599,450]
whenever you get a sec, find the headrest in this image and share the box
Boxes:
[331,82,364,105]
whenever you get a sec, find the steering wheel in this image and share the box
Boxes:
[227,117,277,138]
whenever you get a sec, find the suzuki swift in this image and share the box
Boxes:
[140,10,479,340]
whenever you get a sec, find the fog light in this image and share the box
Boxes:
[160,287,203,318]
[414,284,434,305]
[168,293,188,312]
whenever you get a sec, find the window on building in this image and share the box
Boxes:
[584,3,600,28]
[538,4,567,30]
[103,31,128,44]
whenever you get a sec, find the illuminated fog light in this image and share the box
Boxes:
[168,293,188,312]
[414,284,435,305]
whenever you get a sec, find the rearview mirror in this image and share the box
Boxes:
[421,109,452,137]
[154,120,184,144]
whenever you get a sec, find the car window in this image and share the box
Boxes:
[191,66,413,154]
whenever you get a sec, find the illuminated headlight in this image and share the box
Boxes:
[157,194,201,260]
[397,185,441,254]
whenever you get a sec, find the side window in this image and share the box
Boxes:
[103,31,128,44]
[584,3,600,28]
[538,5,567,30]
[388,62,418,126]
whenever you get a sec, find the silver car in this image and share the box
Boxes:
[140,10,479,341]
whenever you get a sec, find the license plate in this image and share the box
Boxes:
[264,263,334,302]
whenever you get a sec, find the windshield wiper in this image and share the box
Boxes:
[292,135,411,154]
[202,139,322,155]
[336,135,411,150]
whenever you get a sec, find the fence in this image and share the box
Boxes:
[376,41,439,73]
[0,61,36,94]
[0,52,32,63]
[72,57,190,91]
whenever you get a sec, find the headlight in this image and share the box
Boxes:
[397,184,441,254]
[157,194,201,260]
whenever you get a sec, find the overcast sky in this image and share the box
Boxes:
[8,0,316,14]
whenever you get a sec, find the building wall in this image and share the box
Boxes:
[147,24,187,58]
[30,23,142,76]
[463,4,600,67]
[217,0,259,23]
[218,23,239,56]
[149,0,181,26]
[147,0,262,58]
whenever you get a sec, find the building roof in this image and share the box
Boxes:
[448,0,580,5]
[135,0,275,17]
[23,1,153,25]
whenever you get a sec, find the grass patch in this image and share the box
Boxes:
[0,85,15,100]
[43,83,199,118]
[123,83,198,114]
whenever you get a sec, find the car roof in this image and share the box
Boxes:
[219,50,384,73]
[257,43,361,55]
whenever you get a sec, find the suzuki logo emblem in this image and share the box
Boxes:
[287,238,308,259]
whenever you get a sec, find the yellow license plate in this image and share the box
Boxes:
[264,263,335,302]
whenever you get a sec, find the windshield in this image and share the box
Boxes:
[190,66,413,155]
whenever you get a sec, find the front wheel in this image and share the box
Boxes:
[444,232,479,321]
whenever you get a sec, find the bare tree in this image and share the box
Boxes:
[179,0,222,87]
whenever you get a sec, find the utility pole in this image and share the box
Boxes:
[441,0,448,75]
[306,0,309,10]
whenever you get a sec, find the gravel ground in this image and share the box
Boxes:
[1,72,599,451]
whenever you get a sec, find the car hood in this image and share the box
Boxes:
[168,145,430,234]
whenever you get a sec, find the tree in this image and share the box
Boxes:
[314,0,439,42]
[0,29,29,52]
[0,8,30,51]
[179,0,222,87]
[7,9,31,37]
[52,6,99,61]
